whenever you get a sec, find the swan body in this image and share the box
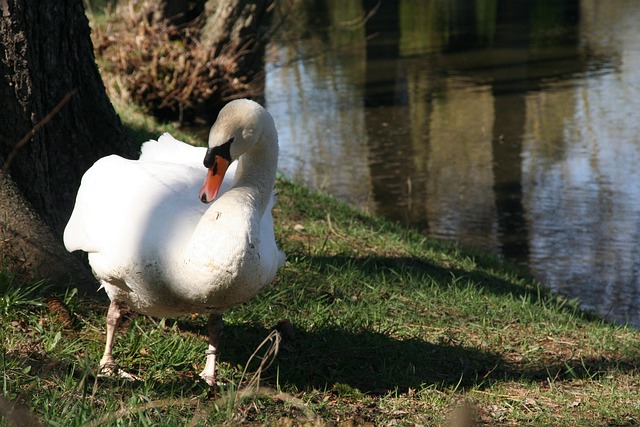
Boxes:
[64,99,285,383]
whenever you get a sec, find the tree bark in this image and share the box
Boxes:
[0,0,136,290]
[201,0,272,77]
[0,174,95,289]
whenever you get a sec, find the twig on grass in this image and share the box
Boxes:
[235,329,282,395]
[326,213,346,238]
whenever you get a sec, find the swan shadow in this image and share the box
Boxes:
[220,323,500,393]
[209,253,618,393]
[215,322,637,395]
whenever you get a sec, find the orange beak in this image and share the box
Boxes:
[199,156,230,203]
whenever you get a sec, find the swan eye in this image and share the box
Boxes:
[203,137,234,167]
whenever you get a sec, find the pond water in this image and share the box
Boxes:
[263,0,640,326]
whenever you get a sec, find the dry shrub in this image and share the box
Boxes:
[92,0,262,123]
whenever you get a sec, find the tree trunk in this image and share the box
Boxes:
[0,0,136,290]
[201,0,272,78]
[155,0,207,26]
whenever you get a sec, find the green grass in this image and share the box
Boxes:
[2,112,640,426]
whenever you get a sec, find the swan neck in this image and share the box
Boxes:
[234,134,278,213]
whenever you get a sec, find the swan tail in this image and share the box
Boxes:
[139,133,206,165]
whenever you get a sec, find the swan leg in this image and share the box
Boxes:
[199,313,223,386]
[98,300,138,381]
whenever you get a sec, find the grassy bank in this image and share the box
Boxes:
[2,109,639,426]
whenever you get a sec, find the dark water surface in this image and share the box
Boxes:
[264,0,640,326]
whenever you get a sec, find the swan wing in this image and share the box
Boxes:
[63,155,206,269]
[259,190,286,278]
[139,133,205,165]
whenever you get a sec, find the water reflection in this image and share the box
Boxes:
[264,0,640,326]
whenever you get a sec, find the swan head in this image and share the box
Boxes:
[199,99,274,204]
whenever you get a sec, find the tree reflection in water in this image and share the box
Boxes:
[265,0,640,326]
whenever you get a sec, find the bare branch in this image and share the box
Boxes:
[1,89,78,176]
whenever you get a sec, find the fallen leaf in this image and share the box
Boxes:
[569,400,581,408]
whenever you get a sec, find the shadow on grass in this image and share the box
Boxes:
[210,254,625,394]
[8,310,635,406]
[7,319,637,402]
[220,322,500,393]
[209,321,638,395]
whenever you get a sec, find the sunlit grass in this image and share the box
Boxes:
[112,99,202,149]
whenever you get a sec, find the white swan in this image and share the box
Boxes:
[64,99,285,384]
